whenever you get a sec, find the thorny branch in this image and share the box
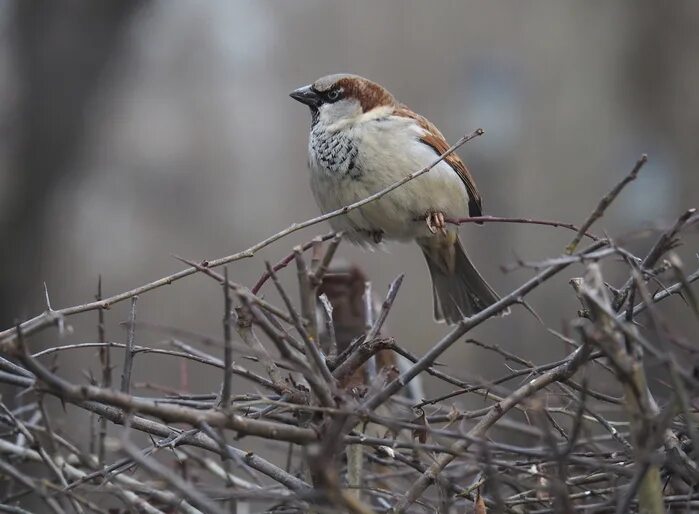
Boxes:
[0,129,484,346]
[0,146,697,513]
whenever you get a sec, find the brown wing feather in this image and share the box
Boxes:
[393,105,482,217]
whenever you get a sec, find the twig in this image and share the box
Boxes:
[31,340,286,393]
[579,264,666,514]
[566,154,647,254]
[121,437,225,514]
[220,267,233,409]
[317,293,337,357]
[251,232,336,294]
[332,275,404,384]
[629,266,699,318]
[311,233,343,287]
[59,402,310,492]
[0,459,66,514]
[294,248,318,344]
[13,344,318,444]
[0,403,84,514]
[392,344,593,512]
[96,276,110,465]
[615,207,697,310]
[0,128,483,346]
[119,297,138,394]
[366,275,402,343]
[446,215,600,241]
[172,255,294,324]
[234,306,288,396]
[264,261,335,407]
[363,240,607,412]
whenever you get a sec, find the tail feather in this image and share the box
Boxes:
[420,236,502,324]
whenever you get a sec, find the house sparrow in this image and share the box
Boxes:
[290,73,500,323]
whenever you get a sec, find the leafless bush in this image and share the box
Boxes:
[0,139,697,513]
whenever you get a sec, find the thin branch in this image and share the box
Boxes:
[0,128,483,346]
[363,240,608,412]
[332,275,404,383]
[318,293,337,357]
[294,248,318,344]
[121,437,225,514]
[264,261,336,407]
[119,297,138,394]
[12,343,318,444]
[172,255,294,324]
[96,276,110,465]
[220,267,233,409]
[566,154,647,254]
[446,215,600,241]
[392,344,593,512]
[251,232,336,294]
[311,233,343,286]
[615,207,697,310]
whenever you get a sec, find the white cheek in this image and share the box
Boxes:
[319,99,362,127]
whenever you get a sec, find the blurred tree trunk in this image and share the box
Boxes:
[1,0,144,327]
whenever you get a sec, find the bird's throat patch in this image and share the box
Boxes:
[310,125,360,179]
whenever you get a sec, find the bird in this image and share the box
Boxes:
[290,73,501,324]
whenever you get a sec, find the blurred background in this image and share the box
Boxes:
[1,0,698,442]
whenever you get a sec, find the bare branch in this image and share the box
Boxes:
[0,128,483,346]
[220,267,233,409]
[119,297,138,394]
[566,154,647,254]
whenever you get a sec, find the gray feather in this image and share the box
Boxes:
[421,237,501,323]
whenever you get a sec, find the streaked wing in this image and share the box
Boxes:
[393,105,482,216]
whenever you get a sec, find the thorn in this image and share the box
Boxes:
[43,282,53,311]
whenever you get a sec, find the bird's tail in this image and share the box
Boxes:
[419,235,502,324]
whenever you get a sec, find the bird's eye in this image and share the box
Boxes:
[326,90,340,101]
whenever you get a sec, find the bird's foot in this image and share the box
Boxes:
[425,211,447,236]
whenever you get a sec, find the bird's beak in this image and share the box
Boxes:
[289,85,321,108]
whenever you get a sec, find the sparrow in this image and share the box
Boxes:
[290,73,500,323]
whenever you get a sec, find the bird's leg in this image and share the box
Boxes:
[425,211,448,236]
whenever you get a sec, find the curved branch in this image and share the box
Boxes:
[446,215,599,241]
[0,129,484,347]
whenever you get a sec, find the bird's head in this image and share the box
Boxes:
[290,73,395,126]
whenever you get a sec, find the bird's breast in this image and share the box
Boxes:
[306,117,469,242]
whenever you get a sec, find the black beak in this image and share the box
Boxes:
[289,85,321,108]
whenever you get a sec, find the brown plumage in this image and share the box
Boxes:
[393,105,483,217]
[291,73,502,323]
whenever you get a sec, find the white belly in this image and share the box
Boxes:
[309,115,469,242]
